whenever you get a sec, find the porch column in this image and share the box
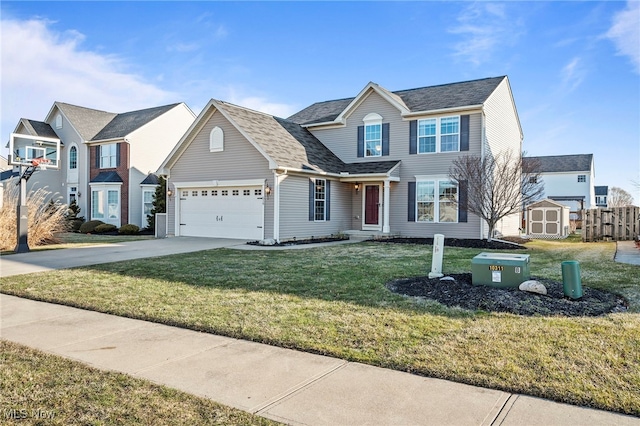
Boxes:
[383,179,391,233]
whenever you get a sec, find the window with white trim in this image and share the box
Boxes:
[577,175,586,182]
[416,179,458,223]
[69,146,77,169]
[100,143,117,168]
[55,114,62,129]
[107,190,118,219]
[314,179,326,221]
[92,190,104,219]
[143,190,154,219]
[363,113,382,157]
[417,116,460,153]
[210,126,224,152]
[91,187,120,223]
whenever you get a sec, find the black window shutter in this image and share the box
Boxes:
[458,180,468,222]
[408,181,416,222]
[95,146,101,168]
[326,180,331,221]
[116,143,121,167]
[309,179,315,221]
[460,115,470,151]
[357,126,364,157]
[409,120,417,154]
[382,123,390,156]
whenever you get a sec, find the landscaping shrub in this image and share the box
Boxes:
[66,200,85,232]
[0,184,68,251]
[118,224,140,235]
[94,223,117,233]
[79,220,105,234]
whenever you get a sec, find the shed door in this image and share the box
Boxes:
[179,186,263,240]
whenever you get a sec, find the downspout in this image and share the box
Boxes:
[480,112,486,239]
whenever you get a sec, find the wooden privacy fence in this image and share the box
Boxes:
[582,207,640,242]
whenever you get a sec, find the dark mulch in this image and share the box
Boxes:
[387,273,628,316]
[371,237,527,250]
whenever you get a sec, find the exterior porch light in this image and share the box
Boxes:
[354,182,360,192]
[167,189,173,197]
[264,183,272,198]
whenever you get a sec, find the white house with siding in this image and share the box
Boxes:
[524,154,596,214]
[160,76,523,241]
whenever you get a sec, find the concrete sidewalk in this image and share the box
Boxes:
[615,241,640,266]
[2,295,637,426]
[0,237,248,277]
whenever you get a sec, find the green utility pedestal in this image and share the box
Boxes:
[471,252,530,288]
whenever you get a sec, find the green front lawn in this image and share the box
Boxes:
[0,341,277,425]
[2,239,639,416]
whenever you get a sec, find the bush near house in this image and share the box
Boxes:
[79,220,106,234]
[0,185,68,251]
[94,224,117,234]
[119,224,140,235]
[66,200,85,232]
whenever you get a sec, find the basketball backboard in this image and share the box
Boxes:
[9,133,61,169]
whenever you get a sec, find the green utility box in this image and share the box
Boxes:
[471,252,531,288]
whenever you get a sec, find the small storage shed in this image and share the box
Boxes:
[527,199,571,239]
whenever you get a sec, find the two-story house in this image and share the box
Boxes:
[159,76,523,241]
[9,102,195,228]
[595,186,608,207]
[524,154,596,213]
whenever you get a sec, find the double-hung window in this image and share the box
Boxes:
[365,123,382,157]
[416,116,460,153]
[418,119,436,153]
[100,143,117,168]
[314,179,326,221]
[416,179,458,223]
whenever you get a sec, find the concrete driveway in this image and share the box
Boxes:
[0,237,247,278]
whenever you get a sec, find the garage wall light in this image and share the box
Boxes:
[167,189,173,198]
[264,183,272,199]
[354,182,360,193]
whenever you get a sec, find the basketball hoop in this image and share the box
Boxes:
[31,158,51,169]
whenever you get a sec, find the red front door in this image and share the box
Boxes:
[364,185,379,225]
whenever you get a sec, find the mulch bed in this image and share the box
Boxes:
[371,237,528,250]
[387,273,628,316]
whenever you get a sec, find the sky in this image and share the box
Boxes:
[1,1,639,202]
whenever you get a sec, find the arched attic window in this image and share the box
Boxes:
[69,146,77,169]
[55,114,63,129]
[210,126,224,152]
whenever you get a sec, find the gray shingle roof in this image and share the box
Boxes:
[90,171,123,183]
[141,173,160,185]
[20,119,59,139]
[594,186,608,195]
[215,101,399,175]
[56,103,117,141]
[92,104,180,141]
[288,76,506,125]
[525,154,593,173]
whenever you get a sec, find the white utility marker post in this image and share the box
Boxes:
[428,233,445,278]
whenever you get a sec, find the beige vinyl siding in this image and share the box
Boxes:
[483,78,523,237]
[483,78,522,156]
[310,91,405,163]
[167,110,273,237]
[278,176,351,240]
[128,167,147,228]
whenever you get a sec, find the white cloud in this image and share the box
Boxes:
[605,1,640,74]
[0,17,175,149]
[561,57,586,92]
[228,95,298,119]
[449,3,523,66]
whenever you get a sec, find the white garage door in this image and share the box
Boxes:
[179,186,264,239]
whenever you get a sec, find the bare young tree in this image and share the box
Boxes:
[449,150,544,240]
[608,186,635,207]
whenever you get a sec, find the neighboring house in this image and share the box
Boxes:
[595,186,608,207]
[0,155,10,171]
[160,76,523,241]
[524,154,596,213]
[9,102,195,228]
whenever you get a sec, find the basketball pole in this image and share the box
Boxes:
[15,164,30,253]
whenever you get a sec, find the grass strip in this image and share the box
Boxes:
[2,240,639,416]
[0,340,278,425]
